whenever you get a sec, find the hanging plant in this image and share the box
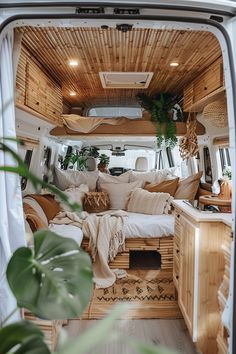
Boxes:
[137,93,183,149]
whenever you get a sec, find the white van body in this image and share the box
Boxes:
[0,1,236,353]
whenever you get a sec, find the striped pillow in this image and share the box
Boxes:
[127,188,172,215]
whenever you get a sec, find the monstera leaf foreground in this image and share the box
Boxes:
[7,230,93,320]
[0,320,50,354]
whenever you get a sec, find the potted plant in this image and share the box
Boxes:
[98,153,110,173]
[137,92,183,149]
[62,146,100,171]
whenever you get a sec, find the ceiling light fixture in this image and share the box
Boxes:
[69,60,79,67]
[69,92,77,96]
[170,62,179,67]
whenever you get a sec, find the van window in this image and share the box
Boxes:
[203,146,213,184]
[43,146,52,183]
[98,148,156,170]
[21,149,33,190]
[166,147,174,168]
[219,147,231,172]
[87,107,142,119]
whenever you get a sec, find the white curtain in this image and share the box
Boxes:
[0,30,26,324]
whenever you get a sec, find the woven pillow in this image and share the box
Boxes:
[144,178,179,196]
[127,188,172,215]
[174,171,203,199]
[83,192,110,213]
[100,181,142,210]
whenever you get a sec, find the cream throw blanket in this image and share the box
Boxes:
[63,114,129,133]
[51,210,128,288]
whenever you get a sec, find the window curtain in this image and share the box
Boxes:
[0,30,26,324]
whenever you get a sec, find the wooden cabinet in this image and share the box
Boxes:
[178,215,196,338]
[16,46,63,126]
[217,225,232,354]
[173,204,232,354]
[183,56,224,112]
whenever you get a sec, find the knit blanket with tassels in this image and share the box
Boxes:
[51,210,128,288]
[82,210,128,288]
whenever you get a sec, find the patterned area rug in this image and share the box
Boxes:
[82,270,182,319]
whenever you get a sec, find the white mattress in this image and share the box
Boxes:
[124,212,175,238]
[49,213,174,243]
[49,224,83,246]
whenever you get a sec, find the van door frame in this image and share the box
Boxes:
[0,3,236,352]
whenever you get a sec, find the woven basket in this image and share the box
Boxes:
[83,192,110,213]
[202,98,228,128]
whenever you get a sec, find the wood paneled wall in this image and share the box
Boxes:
[183,57,224,112]
[16,46,63,126]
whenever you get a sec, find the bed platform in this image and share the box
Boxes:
[82,235,173,271]
[81,212,174,271]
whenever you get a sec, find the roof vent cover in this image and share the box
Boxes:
[99,72,153,89]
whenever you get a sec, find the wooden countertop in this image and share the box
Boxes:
[172,200,233,227]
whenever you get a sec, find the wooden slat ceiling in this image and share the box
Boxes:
[17,27,221,108]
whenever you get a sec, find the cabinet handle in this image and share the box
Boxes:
[177,214,180,218]
[36,102,39,105]
[176,249,179,254]
[176,275,179,280]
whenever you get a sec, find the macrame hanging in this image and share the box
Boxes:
[179,113,199,160]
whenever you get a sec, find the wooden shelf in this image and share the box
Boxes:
[50,120,205,137]
[186,87,225,113]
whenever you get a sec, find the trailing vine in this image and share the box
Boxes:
[137,93,183,149]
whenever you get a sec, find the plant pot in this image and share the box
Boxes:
[98,163,109,173]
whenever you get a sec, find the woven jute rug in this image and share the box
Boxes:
[82,270,182,319]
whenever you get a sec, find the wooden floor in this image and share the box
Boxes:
[65,319,198,354]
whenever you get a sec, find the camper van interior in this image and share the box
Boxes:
[0,2,236,354]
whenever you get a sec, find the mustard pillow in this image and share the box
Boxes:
[174,171,203,200]
[144,178,179,196]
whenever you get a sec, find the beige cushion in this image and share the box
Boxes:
[100,181,142,210]
[54,167,99,191]
[25,194,61,223]
[23,203,48,233]
[144,178,179,196]
[127,188,172,215]
[57,184,89,212]
[23,197,48,225]
[174,171,203,199]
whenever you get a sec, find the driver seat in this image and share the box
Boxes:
[135,157,148,171]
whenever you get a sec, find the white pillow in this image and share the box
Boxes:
[129,170,157,184]
[127,188,172,215]
[100,181,142,210]
[54,167,98,191]
[49,224,83,246]
[58,184,89,211]
[97,171,130,190]
[129,168,178,184]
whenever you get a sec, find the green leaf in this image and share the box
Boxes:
[7,231,93,320]
[131,341,178,354]
[56,303,129,354]
[0,320,50,354]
